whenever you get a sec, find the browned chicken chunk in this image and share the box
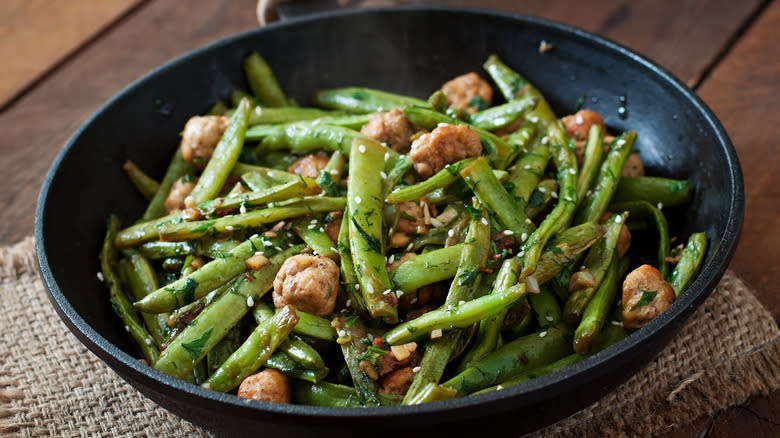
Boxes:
[409,124,482,177]
[622,264,675,330]
[164,176,197,213]
[441,72,493,114]
[287,153,330,178]
[379,366,416,397]
[360,108,414,152]
[273,254,340,317]
[562,110,605,143]
[622,153,646,177]
[237,369,291,403]
[395,199,435,235]
[324,211,343,245]
[180,115,230,168]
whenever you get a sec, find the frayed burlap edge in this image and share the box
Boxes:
[0,236,36,438]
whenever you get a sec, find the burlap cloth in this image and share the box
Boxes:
[0,237,777,437]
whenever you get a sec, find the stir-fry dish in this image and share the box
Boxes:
[100,52,707,406]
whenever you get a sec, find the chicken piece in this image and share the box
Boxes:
[324,211,343,245]
[361,108,414,152]
[601,212,632,257]
[410,124,482,177]
[622,153,645,177]
[180,115,230,168]
[272,254,340,317]
[441,72,493,114]
[164,176,197,213]
[379,366,416,397]
[562,110,605,143]
[287,153,330,178]
[621,264,675,330]
[237,369,291,403]
[395,200,435,235]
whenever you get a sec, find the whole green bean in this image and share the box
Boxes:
[265,351,329,383]
[247,106,335,125]
[506,144,550,207]
[243,52,288,107]
[313,87,429,114]
[138,241,196,259]
[204,305,299,392]
[189,98,251,203]
[118,249,169,346]
[465,96,539,131]
[348,138,398,323]
[669,232,708,296]
[336,208,367,314]
[609,200,671,278]
[292,380,400,407]
[389,244,464,294]
[122,160,160,201]
[100,216,159,364]
[529,285,563,328]
[294,310,337,342]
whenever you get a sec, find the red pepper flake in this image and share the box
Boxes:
[478,266,494,274]
[244,272,254,281]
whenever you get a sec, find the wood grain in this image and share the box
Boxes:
[0,0,145,109]
[697,0,780,316]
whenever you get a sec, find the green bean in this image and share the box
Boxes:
[612,176,694,208]
[204,176,321,213]
[405,383,458,405]
[333,314,382,407]
[313,87,429,114]
[153,247,298,378]
[427,90,448,113]
[292,380,400,407]
[253,302,327,371]
[231,162,298,185]
[319,114,374,130]
[348,138,398,323]
[204,305,299,392]
[100,216,159,364]
[243,52,288,107]
[291,216,339,260]
[265,351,329,383]
[465,96,538,131]
[122,160,160,201]
[141,149,196,221]
[247,106,335,125]
[574,131,637,224]
[384,281,527,345]
[564,212,627,324]
[294,310,337,342]
[389,244,464,294]
[609,200,671,277]
[576,124,604,199]
[505,120,537,152]
[403,106,518,170]
[197,236,243,259]
[118,249,169,346]
[573,256,629,354]
[252,122,393,161]
[206,324,241,375]
[529,285,563,328]
[317,150,347,197]
[231,89,253,107]
[460,157,534,238]
[475,324,627,393]
[138,241,196,259]
[157,197,345,242]
[337,208,367,315]
[189,98,251,203]
[402,202,491,403]
[669,232,708,296]
[206,101,228,116]
[135,230,300,313]
[441,323,572,395]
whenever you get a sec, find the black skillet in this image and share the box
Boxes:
[35,7,743,437]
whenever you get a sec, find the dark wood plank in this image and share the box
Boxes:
[697,0,780,316]
[0,0,145,109]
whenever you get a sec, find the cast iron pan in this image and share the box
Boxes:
[35,7,743,437]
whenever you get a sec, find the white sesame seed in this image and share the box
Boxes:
[145,338,152,345]
[575,114,584,125]
[382,289,392,295]
[481,217,489,226]
[529,116,539,123]
[522,130,530,139]
[263,240,272,246]
[250,234,259,239]
[412,366,421,373]
[541,136,549,145]
[616,139,626,146]
[355,284,360,291]
[657,202,664,210]
[447,229,455,237]
[551,191,558,199]
[358,144,367,154]
[96,272,104,282]
[274,246,282,251]
[569,168,576,175]
[379,171,387,179]
[124,325,130,332]
[496,385,505,391]
[255,106,263,115]
[406,243,414,251]
[430,329,443,339]
[521,233,528,242]
[525,218,533,224]
[538,186,546,193]
[546,315,554,322]
[225,225,234,231]
[239,205,247,215]
[458,300,466,306]
[308,224,316,229]
[504,230,514,235]
[610,320,623,327]
[354,196,362,204]
[614,215,623,223]
[384,152,391,161]
[366,283,374,293]
[395,290,404,298]
[247,296,254,307]
[524,165,532,170]
[539,331,548,338]
[330,169,338,176]
[437,122,448,128]
[517,250,525,258]
[267,171,274,177]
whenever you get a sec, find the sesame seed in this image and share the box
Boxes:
[346,299,352,308]
[575,114,584,125]
[267,171,274,177]
[274,246,282,251]
[522,130,531,139]
[406,243,414,251]
[541,136,549,145]
[616,139,626,146]
[447,229,455,237]
[379,171,387,179]
[496,385,505,391]
[529,116,539,123]
[96,272,104,282]
[308,224,317,229]
[614,215,623,223]
[355,284,360,291]
[145,338,152,345]
[330,169,338,175]
[516,250,525,258]
[458,300,466,306]
[384,152,391,161]
[551,191,558,199]
[239,205,247,215]
[247,296,254,307]
[521,233,528,242]
[354,196,362,204]
[546,315,554,322]
[481,217,489,226]
[525,218,533,224]
[430,329,443,339]
[382,289,392,295]
[395,290,404,298]
[504,230,514,235]
[610,320,623,327]
[412,366,421,373]
[524,165,532,170]
[225,225,234,231]
[437,122,448,128]
[568,168,576,175]
[539,331,548,338]
[358,144,367,154]
[366,283,374,293]
[657,202,664,210]
[124,325,130,332]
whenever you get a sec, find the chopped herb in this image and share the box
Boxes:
[170,277,198,306]
[400,211,417,222]
[630,290,658,311]
[464,204,482,220]
[351,217,382,253]
[317,171,340,197]
[181,174,196,183]
[457,268,479,287]
[468,96,489,111]
[367,345,389,355]
[181,328,213,361]
[573,93,586,112]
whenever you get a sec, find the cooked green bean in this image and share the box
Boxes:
[573,256,629,355]
[612,176,694,208]
[141,149,196,221]
[669,232,708,296]
[313,87,429,114]
[243,52,288,107]
[576,124,604,199]
[609,200,671,278]
[122,160,160,201]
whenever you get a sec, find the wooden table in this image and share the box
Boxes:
[1,0,777,435]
